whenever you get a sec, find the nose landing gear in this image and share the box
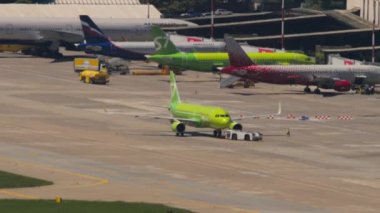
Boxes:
[213,129,222,138]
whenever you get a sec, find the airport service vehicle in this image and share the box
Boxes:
[221,37,380,93]
[135,71,281,137]
[146,31,314,72]
[225,130,262,141]
[0,16,196,57]
[80,70,109,84]
[73,58,107,73]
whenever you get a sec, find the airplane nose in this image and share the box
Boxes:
[222,118,230,125]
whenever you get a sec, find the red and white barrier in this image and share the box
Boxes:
[337,115,353,120]
[314,115,331,120]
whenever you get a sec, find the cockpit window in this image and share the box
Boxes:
[215,114,229,118]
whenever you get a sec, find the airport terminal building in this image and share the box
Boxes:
[0,0,161,19]
[347,0,380,25]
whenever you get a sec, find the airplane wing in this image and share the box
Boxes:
[134,114,199,124]
[220,76,241,88]
[38,30,82,43]
[232,102,282,121]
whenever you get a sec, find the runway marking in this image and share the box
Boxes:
[0,190,38,199]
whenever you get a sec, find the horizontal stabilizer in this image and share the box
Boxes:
[220,76,242,88]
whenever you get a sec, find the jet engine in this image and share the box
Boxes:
[316,78,351,92]
[171,121,186,133]
[333,80,351,92]
[229,122,243,131]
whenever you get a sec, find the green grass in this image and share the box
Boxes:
[0,171,53,189]
[0,200,192,213]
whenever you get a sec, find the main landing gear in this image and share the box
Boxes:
[304,86,321,94]
[213,129,222,138]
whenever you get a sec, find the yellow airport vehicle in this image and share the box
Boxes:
[79,70,109,84]
[73,58,107,73]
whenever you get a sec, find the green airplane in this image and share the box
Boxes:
[146,26,315,72]
[136,71,281,137]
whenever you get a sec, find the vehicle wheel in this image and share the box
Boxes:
[304,87,311,93]
[244,134,250,141]
[314,88,321,94]
[89,79,94,84]
[232,134,237,140]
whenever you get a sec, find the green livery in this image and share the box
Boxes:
[148,26,315,72]
[136,71,281,137]
[168,71,241,136]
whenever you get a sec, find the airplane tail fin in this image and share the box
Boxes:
[169,71,181,105]
[80,15,110,44]
[152,26,180,55]
[225,36,255,67]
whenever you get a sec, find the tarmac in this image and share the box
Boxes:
[0,52,379,213]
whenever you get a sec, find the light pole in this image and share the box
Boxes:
[211,0,215,40]
[281,0,285,50]
[147,0,150,19]
[372,0,379,63]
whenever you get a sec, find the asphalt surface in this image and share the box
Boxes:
[0,53,379,213]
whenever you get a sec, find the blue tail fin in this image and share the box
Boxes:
[80,15,110,44]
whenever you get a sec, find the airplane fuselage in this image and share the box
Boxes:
[0,17,196,46]
[222,64,380,89]
[149,52,314,72]
[170,102,233,129]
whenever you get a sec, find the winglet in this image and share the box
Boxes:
[152,26,180,55]
[79,15,109,44]
[225,36,254,67]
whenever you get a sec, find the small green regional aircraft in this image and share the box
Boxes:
[136,71,281,137]
[146,26,315,72]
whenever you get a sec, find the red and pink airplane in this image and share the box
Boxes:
[221,37,380,94]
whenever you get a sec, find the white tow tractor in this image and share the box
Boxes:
[225,130,263,142]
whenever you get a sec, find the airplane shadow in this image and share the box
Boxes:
[230,92,305,96]
[50,55,96,63]
[128,131,221,138]
[231,91,350,97]
[158,79,219,83]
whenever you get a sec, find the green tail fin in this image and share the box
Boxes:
[151,26,180,55]
[169,71,181,104]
